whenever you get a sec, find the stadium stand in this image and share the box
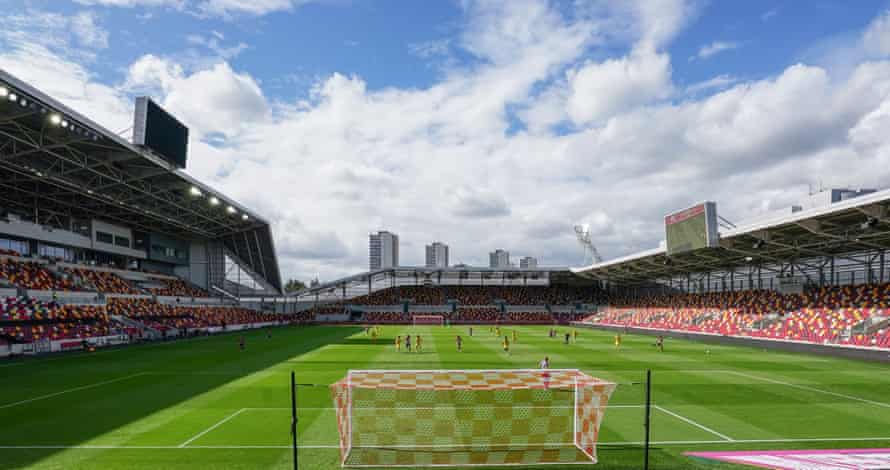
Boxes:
[0,258,75,291]
[64,267,141,294]
[0,296,115,342]
[587,282,890,349]
[106,298,280,332]
[335,285,606,306]
[147,278,211,298]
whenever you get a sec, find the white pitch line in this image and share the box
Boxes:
[723,370,890,409]
[653,405,733,442]
[0,373,149,410]
[243,405,645,411]
[3,436,890,450]
[179,409,247,448]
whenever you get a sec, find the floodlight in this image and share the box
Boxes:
[226,205,236,214]
[8,93,18,102]
[752,239,765,249]
[189,186,202,197]
[49,114,62,126]
[61,120,69,128]
[0,86,8,98]
[241,214,249,221]
[744,256,753,262]
[209,196,220,206]
[861,217,879,230]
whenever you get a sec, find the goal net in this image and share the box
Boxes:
[330,369,616,467]
[412,314,445,326]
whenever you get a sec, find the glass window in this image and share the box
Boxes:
[96,232,114,244]
[115,236,130,248]
[38,244,73,261]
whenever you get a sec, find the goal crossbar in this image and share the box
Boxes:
[330,369,616,467]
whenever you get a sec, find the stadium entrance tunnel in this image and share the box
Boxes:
[0,325,361,470]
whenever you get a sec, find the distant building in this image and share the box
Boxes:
[425,242,449,268]
[489,249,510,268]
[519,256,538,269]
[369,231,399,270]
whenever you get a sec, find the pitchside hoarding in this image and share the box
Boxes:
[665,201,719,256]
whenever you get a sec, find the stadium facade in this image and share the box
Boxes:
[0,69,282,299]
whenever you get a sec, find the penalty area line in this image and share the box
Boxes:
[722,370,890,409]
[653,405,733,442]
[179,409,247,448]
[0,373,150,410]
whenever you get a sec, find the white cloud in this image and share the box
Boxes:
[862,10,890,57]
[70,12,110,49]
[75,0,184,7]
[409,39,451,59]
[694,40,740,60]
[685,74,738,95]
[566,47,672,125]
[449,187,511,218]
[7,0,890,284]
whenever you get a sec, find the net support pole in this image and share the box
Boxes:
[291,371,298,470]
[643,369,652,470]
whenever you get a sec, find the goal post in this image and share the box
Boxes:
[330,369,616,467]
[412,314,445,326]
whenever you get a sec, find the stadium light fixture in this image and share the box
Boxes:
[60,120,69,128]
[744,256,753,262]
[752,239,765,249]
[49,114,62,126]
[0,86,8,98]
[8,92,18,102]
[861,217,879,230]
[226,205,236,214]
[189,186,202,197]
[209,196,220,206]
[241,214,249,221]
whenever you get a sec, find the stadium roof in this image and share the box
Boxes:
[572,189,890,284]
[290,266,595,301]
[0,69,282,292]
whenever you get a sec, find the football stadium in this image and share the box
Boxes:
[4,3,890,469]
[3,67,890,470]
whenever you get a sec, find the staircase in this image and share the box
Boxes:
[112,314,161,340]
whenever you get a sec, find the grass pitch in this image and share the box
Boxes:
[2,324,889,469]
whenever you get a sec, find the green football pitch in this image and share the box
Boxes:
[2,325,889,469]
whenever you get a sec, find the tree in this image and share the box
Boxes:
[284,278,307,293]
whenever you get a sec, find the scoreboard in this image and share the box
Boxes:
[665,201,719,256]
[133,97,189,169]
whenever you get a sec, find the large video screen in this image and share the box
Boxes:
[665,202,718,256]
[133,97,188,168]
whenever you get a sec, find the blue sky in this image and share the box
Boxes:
[3,0,890,282]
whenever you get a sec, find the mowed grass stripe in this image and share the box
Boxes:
[3,325,889,470]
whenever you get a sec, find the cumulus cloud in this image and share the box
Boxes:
[6,0,890,283]
[566,47,672,125]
